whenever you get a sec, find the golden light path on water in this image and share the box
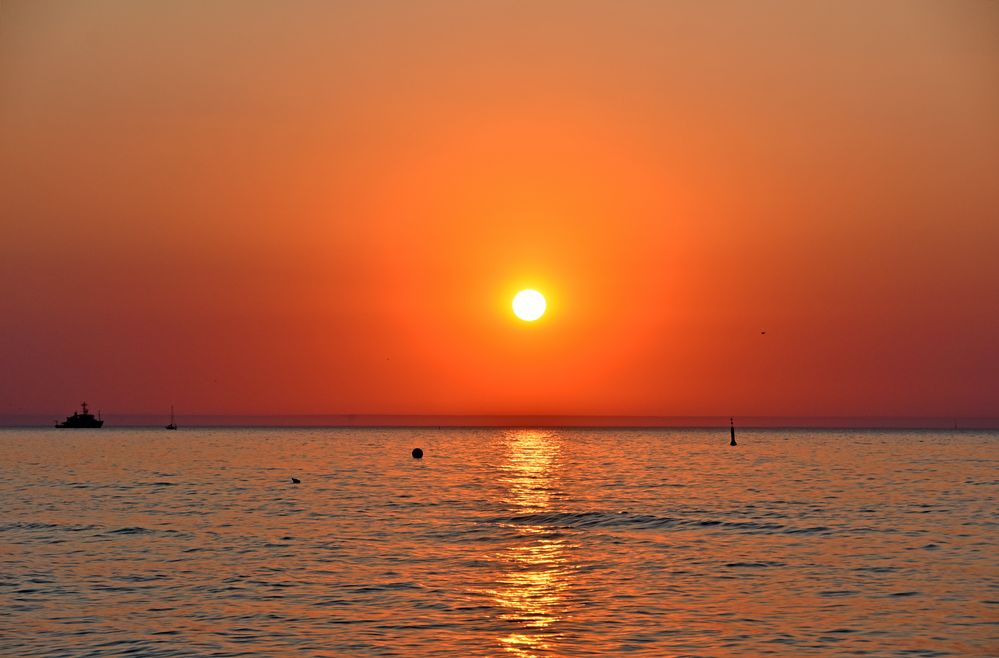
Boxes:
[490,429,571,657]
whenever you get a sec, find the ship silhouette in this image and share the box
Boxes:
[55,401,104,428]
[165,405,177,430]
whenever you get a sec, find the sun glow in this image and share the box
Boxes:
[512,289,547,322]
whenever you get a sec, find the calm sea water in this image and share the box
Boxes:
[1,428,996,657]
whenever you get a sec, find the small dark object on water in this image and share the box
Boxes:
[412,448,424,459]
[730,418,737,446]
[291,477,301,484]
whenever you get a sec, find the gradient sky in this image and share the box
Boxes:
[2,1,997,418]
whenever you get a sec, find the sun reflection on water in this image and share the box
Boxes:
[490,429,573,657]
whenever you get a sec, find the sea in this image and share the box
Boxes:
[1,427,996,657]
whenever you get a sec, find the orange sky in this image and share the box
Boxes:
[1,1,997,418]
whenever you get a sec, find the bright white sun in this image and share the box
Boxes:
[512,289,546,321]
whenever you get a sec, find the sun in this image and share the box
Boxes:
[512,289,546,321]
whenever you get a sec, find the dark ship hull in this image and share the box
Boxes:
[56,402,104,428]
[56,417,104,428]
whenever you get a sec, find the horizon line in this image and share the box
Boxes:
[3,413,997,430]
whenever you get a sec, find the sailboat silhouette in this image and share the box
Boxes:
[165,405,177,430]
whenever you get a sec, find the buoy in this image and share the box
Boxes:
[411,448,424,459]
[730,418,737,446]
